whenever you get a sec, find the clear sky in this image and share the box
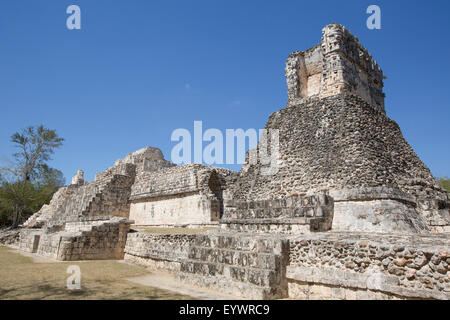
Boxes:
[1,0,449,182]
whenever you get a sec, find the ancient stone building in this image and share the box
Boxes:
[286,23,385,112]
[130,164,238,227]
[7,23,449,300]
[233,23,449,235]
[19,147,235,260]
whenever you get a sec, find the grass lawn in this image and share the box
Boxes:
[0,246,192,300]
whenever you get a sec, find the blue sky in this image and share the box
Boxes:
[1,0,449,182]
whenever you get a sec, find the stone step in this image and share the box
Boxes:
[177,271,286,300]
[187,245,282,270]
[173,231,289,299]
[180,259,282,287]
[193,233,287,254]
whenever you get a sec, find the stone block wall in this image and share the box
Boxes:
[320,24,385,112]
[124,231,291,299]
[329,187,431,234]
[177,233,290,299]
[285,45,323,101]
[123,229,449,300]
[19,218,132,261]
[130,193,221,226]
[130,164,238,226]
[124,232,197,271]
[64,217,114,232]
[19,229,65,259]
[287,232,450,300]
[57,218,132,260]
[131,164,213,199]
[286,23,385,113]
[221,195,334,234]
[19,229,43,253]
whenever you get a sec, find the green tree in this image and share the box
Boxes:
[0,181,37,227]
[10,125,64,182]
[0,125,65,228]
[438,176,450,193]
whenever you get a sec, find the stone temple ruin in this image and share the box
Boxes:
[12,24,450,300]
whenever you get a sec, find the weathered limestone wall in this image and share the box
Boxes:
[57,218,132,260]
[286,23,385,113]
[124,231,290,299]
[286,44,323,99]
[19,217,132,260]
[124,232,197,272]
[130,193,221,226]
[320,24,385,112]
[287,232,450,300]
[329,187,431,234]
[19,229,43,253]
[131,164,236,200]
[221,195,334,234]
[123,230,449,300]
[64,217,113,232]
[130,164,238,226]
[177,233,289,299]
[229,94,449,233]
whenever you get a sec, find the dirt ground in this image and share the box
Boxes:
[0,246,192,300]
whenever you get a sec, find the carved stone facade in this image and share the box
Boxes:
[286,23,385,113]
[130,164,238,226]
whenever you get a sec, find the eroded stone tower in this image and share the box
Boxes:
[286,23,385,112]
[225,23,449,234]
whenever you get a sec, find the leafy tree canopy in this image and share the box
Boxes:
[0,125,65,227]
[10,125,64,182]
[438,176,450,193]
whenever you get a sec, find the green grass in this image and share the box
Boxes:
[0,246,192,300]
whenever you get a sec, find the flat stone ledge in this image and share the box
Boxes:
[287,266,449,300]
[329,187,416,204]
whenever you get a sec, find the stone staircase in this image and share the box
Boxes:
[55,174,134,224]
[81,175,133,218]
[23,186,77,227]
[176,232,289,299]
[24,172,134,228]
